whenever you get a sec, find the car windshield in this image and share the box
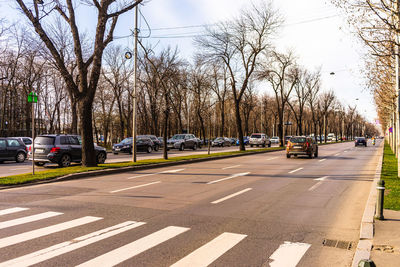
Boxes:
[356,138,365,141]
[290,137,306,143]
[35,136,55,145]
[121,138,133,144]
[171,135,185,140]
[271,137,278,139]
[251,134,261,138]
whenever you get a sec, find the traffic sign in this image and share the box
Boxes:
[28,92,38,103]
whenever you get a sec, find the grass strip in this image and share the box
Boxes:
[0,147,283,186]
[381,141,400,210]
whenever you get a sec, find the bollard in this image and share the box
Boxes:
[358,259,376,267]
[375,180,385,220]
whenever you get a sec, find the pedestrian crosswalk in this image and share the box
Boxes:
[0,206,311,266]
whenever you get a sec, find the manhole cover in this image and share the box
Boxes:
[323,239,353,250]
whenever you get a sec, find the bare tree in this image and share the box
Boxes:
[15,0,143,166]
[196,1,281,150]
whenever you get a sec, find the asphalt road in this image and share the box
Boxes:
[0,144,269,178]
[0,140,382,266]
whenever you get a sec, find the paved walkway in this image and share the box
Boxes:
[370,209,400,266]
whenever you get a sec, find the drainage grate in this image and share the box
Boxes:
[323,239,353,250]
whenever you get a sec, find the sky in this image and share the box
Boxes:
[1,0,377,123]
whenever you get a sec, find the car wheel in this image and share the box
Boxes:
[315,149,318,158]
[193,144,197,150]
[113,152,118,155]
[34,162,45,166]
[309,153,313,159]
[268,143,271,147]
[97,152,106,164]
[155,145,159,151]
[58,154,71,167]
[286,154,290,158]
[147,146,153,153]
[262,143,266,147]
[250,144,253,147]
[0,161,3,164]
[179,144,185,151]
[15,152,26,163]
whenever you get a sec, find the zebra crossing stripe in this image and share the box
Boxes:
[0,207,29,216]
[0,216,102,249]
[171,232,247,267]
[0,221,145,267]
[76,226,190,267]
[269,241,311,267]
[0,211,62,230]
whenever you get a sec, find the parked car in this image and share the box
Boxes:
[270,136,280,144]
[194,138,203,148]
[249,133,271,147]
[136,136,154,153]
[141,135,161,151]
[0,137,27,163]
[286,136,318,158]
[31,134,107,167]
[113,137,133,154]
[284,136,293,144]
[167,134,199,151]
[228,138,237,145]
[157,137,164,147]
[355,137,367,147]
[236,136,249,146]
[212,137,231,147]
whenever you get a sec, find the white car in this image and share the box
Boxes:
[270,136,280,144]
[249,133,271,147]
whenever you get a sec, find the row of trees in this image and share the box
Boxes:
[332,0,400,173]
[1,1,377,166]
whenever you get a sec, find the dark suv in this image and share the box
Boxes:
[0,137,27,163]
[355,137,367,147]
[31,135,107,167]
[286,136,318,158]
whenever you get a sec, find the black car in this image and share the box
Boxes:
[355,137,367,147]
[0,137,27,163]
[141,135,162,151]
[113,137,154,154]
[31,135,107,167]
[212,137,231,147]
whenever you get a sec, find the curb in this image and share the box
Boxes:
[351,142,384,267]
[0,148,284,190]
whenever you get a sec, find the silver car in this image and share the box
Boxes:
[249,133,271,147]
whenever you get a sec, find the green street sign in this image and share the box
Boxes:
[28,92,38,103]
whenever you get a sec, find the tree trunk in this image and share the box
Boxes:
[78,97,96,167]
[220,101,225,137]
[234,100,245,151]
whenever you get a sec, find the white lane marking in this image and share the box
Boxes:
[288,168,303,174]
[127,169,185,179]
[76,226,190,267]
[318,159,326,162]
[0,207,29,216]
[10,167,30,171]
[0,216,102,249]
[171,232,247,267]
[269,241,311,267]
[334,153,340,156]
[309,176,329,191]
[0,211,62,230]
[222,165,241,170]
[267,157,279,161]
[314,176,328,181]
[0,221,146,267]
[161,168,185,173]
[110,181,161,193]
[211,188,252,204]
[207,172,250,185]
[127,173,157,180]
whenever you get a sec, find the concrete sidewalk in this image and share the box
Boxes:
[370,209,400,266]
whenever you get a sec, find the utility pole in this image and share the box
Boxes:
[132,4,139,162]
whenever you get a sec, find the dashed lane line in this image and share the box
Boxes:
[222,165,241,170]
[110,181,161,193]
[288,168,303,174]
[207,172,250,185]
[211,188,252,204]
[269,241,311,267]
